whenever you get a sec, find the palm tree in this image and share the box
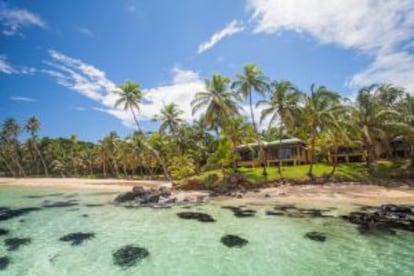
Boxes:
[2,118,26,177]
[301,84,343,178]
[25,116,48,176]
[257,81,302,178]
[114,81,144,132]
[352,85,401,169]
[192,74,240,131]
[232,64,269,175]
[154,103,184,136]
[114,81,172,181]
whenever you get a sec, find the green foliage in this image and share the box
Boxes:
[205,139,238,171]
[167,154,196,180]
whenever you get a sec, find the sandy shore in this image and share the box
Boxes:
[1,177,413,208]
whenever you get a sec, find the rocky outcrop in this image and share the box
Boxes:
[341,204,414,234]
[113,245,149,267]
[304,232,326,242]
[176,212,215,222]
[113,186,177,208]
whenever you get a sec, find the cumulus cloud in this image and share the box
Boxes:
[43,50,205,128]
[0,3,45,36]
[197,20,245,54]
[247,0,414,92]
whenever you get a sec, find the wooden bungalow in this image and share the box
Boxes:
[235,138,308,167]
[330,146,365,163]
[390,136,413,158]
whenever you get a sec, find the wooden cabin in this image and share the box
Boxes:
[235,138,308,167]
[330,146,365,163]
[391,136,413,158]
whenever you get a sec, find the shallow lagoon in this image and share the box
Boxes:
[0,186,413,276]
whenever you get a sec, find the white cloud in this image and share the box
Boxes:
[247,0,414,91]
[43,50,205,128]
[0,4,45,36]
[197,20,245,54]
[77,27,94,37]
[10,96,37,102]
[0,55,36,75]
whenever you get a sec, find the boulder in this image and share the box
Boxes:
[113,245,149,267]
[220,235,248,248]
[4,237,31,251]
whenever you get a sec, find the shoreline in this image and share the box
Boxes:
[1,177,414,208]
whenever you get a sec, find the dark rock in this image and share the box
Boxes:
[0,228,9,236]
[304,232,326,242]
[113,245,149,267]
[43,200,78,208]
[177,212,215,222]
[221,206,256,218]
[158,186,171,197]
[0,256,10,270]
[4,238,31,251]
[132,186,147,194]
[220,235,248,248]
[114,192,141,203]
[81,214,89,218]
[266,211,284,216]
[0,207,41,221]
[59,232,95,246]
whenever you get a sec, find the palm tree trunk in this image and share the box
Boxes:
[329,147,338,178]
[249,92,267,176]
[130,109,172,181]
[278,125,283,179]
[5,138,26,177]
[0,151,16,177]
[33,141,48,176]
[308,133,316,179]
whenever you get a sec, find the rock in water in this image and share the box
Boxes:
[0,207,41,221]
[113,245,149,267]
[4,238,31,251]
[220,235,248,248]
[0,256,10,270]
[0,228,9,236]
[304,232,326,242]
[59,232,95,246]
[176,212,215,222]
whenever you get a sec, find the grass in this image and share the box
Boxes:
[185,159,413,186]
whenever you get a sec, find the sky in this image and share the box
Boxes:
[1,0,414,141]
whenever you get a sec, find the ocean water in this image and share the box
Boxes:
[0,185,413,276]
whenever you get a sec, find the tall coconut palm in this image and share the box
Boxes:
[232,64,269,175]
[114,81,172,181]
[301,84,343,178]
[154,103,184,136]
[257,81,302,178]
[25,116,48,176]
[399,94,414,166]
[2,118,26,177]
[192,74,240,131]
[352,85,401,169]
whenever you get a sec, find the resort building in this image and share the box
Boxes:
[330,146,365,163]
[235,138,308,167]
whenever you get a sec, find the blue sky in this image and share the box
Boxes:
[1,0,413,141]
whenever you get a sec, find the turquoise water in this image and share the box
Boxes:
[0,186,413,276]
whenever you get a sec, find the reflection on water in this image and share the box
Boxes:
[0,186,413,276]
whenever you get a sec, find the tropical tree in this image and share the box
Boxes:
[257,80,302,178]
[154,103,184,136]
[232,64,269,175]
[2,118,26,176]
[191,74,240,131]
[300,84,343,178]
[114,81,172,181]
[25,116,48,176]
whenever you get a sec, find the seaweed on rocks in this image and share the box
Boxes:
[4,238,31,251]
[59,232,95,246]
[0,256,10,270]
[0,207,41,221]
[220,235,248,248]
[176,212,216,222]
[221,206,256,218]
[113,245,149,267]
[0,228,9,236]
[304,232,326,242]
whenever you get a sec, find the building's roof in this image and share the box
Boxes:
[235,137,305,149]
